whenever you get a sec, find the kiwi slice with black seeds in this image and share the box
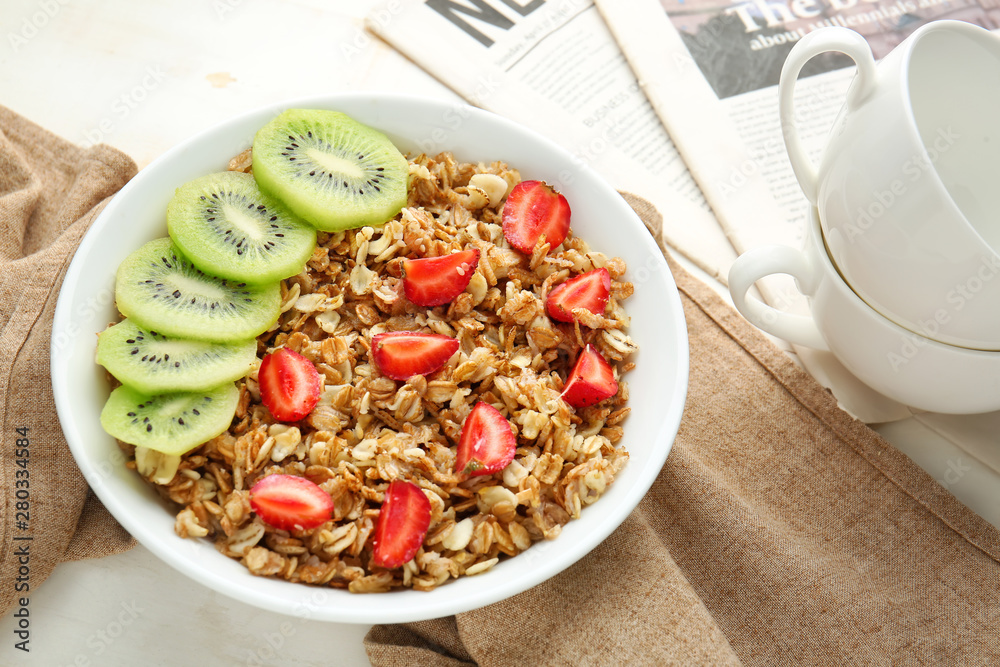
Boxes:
[100,382,239,456]
[167,171,316,283]
[115,238,281,342]
[251,109,409,231]
[96,319,257,394]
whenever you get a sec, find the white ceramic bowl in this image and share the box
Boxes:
[51,93,689,624]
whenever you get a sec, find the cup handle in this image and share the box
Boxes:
[778,28,877,204]
[728,245,829,351]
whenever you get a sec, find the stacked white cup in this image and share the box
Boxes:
[729,20,1000,414]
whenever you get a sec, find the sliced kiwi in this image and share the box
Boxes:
[96,319,257,394]
[251,109,409,231]
[100,382,239,456]
[167,171,316,283]
[115,238,281,342]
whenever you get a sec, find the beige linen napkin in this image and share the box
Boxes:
[0,106,137,616]
[365,196,1000,665]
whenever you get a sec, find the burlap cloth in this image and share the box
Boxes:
[0,106,136,617]
[2,108,998,665]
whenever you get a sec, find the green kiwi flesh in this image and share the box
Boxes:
[100,382,239,455]
[115,238,281,342]
[167,171,316,283]
[251,109,408,231]
[96,319,257,394]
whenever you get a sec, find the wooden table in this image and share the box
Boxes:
[2,1,996,664]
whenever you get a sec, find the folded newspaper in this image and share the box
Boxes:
[597,0,998,256]
[365,0,738,280]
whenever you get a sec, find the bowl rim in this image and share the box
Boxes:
[51,91,690,623]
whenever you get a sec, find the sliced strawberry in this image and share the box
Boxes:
[258,347,322,422]
[371,331,459,381]
[455,401,517,477]
[250,474,334,531]
[372,480,432,568]
[402,249,480,307]
[561,344,618,409]
[501,180,571,254]
[546,267,611,323]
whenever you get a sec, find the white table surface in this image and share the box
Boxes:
[2,2,997,665]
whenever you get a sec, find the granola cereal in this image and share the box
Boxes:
[126,151,637,592]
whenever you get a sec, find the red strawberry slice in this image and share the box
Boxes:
[455,401,517,477]
[249,474,334,531]
[546,267,611,323]
[402,249,480,307]
[259,347,322,422]
[561,344,618,409]
[501,180,571,254]
[372,480,432,568]
[371,331,459,381]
